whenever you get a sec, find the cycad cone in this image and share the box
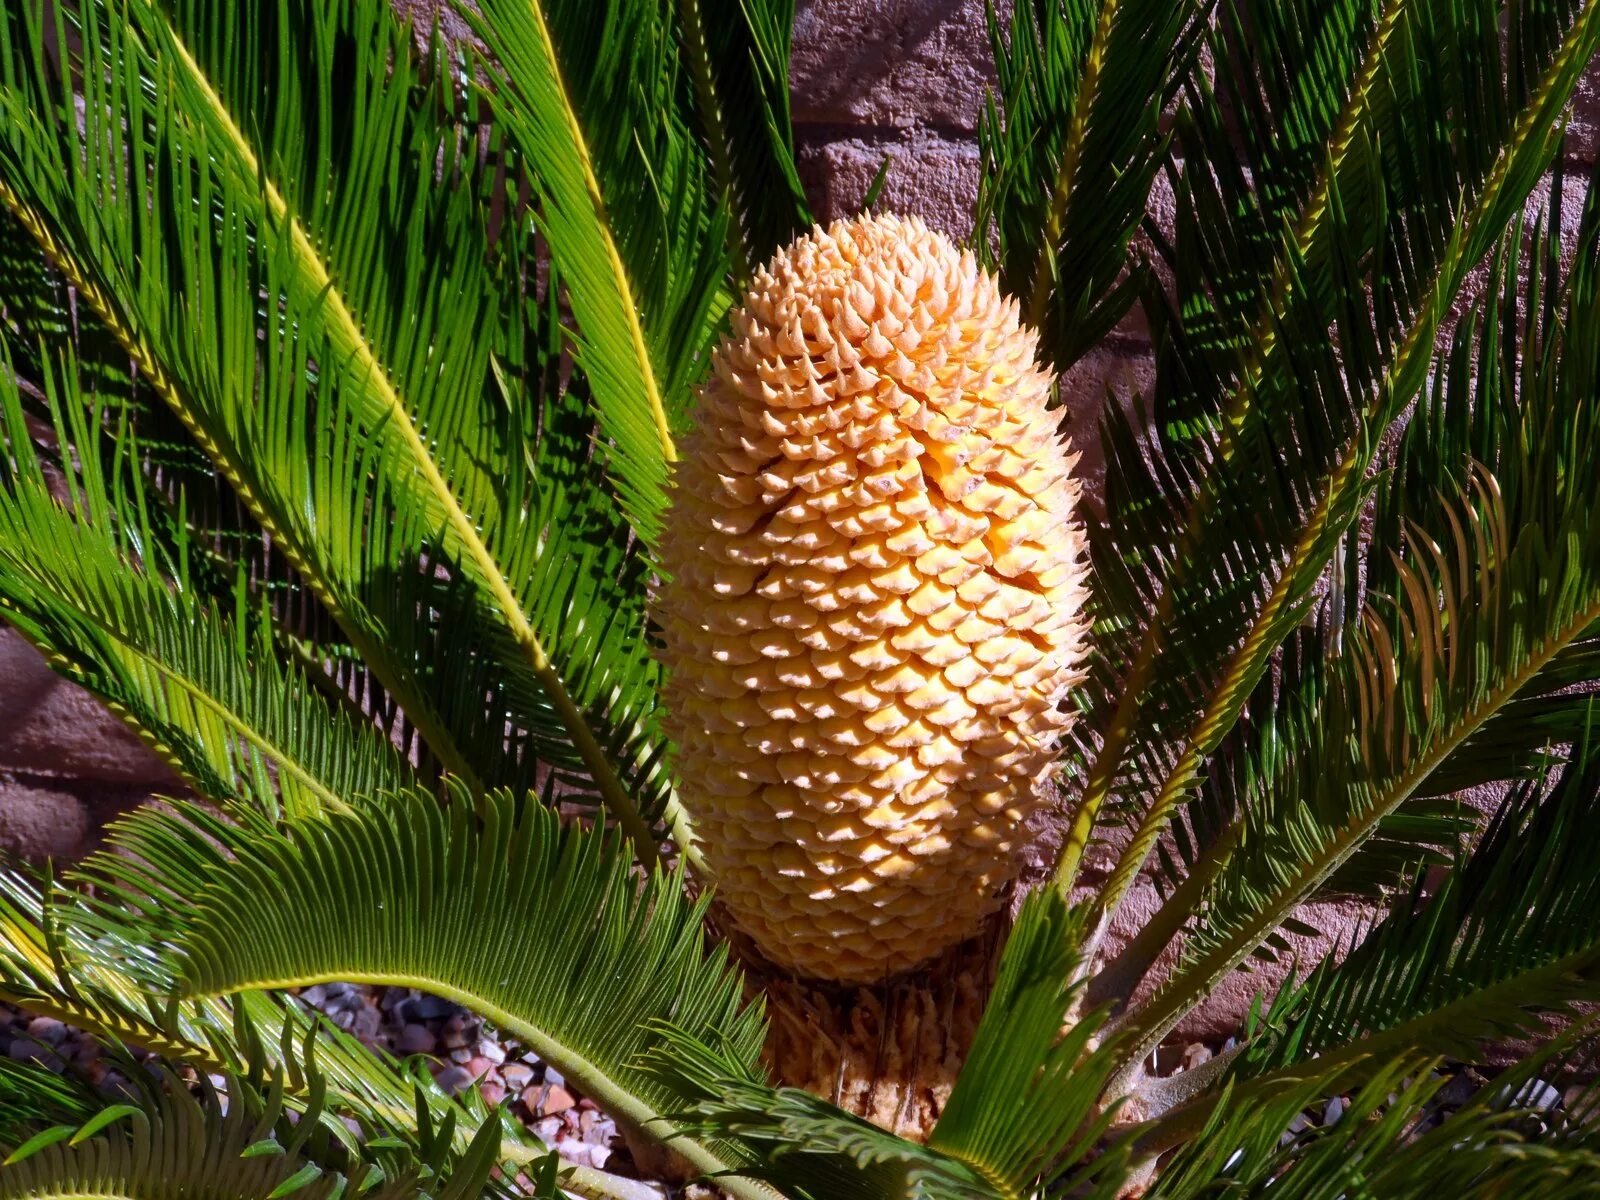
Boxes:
[656,214,1090,984]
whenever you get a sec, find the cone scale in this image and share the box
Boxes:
[655,214,1090,984]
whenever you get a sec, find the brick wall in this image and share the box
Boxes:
[5,0,1600,1040]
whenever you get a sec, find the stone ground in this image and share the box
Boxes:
[0,986,631,1177]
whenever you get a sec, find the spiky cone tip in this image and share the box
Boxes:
[654,213,1091,985]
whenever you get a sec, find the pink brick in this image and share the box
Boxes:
[797,130,980,240]
[1565,58,1600,164]
[0,629,176,787]
[791,0,1001,132]
[0,778,89,860]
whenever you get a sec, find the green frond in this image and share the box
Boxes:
[55,788,769,1196]
[1113,385,1600,1069]
[0,864,566,1185]
[975,0,1210,368]
[0,341,413,823]
[0,1059,100,1149]
[1143,1026,1600,1197]
[675,0,812,271]
[0,215,363,737]
[658,1043,1002,1200]
[655,893,1130,1200]
[0,0,685,855]
[1239,746,1600,1087]
[1060,0,1600,920]
[459,0,735,542]
[928,891,1123,1196]
[1095,153,1600,1045]
[0,1063,510,1200]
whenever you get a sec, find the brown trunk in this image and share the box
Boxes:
[742,910,1007,1142]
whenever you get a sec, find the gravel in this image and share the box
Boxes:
[0,983,631,1183]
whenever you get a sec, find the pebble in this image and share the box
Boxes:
[0,984,620,1180]
[542,1084,577,1115]
[350,1006,382,1042]
[1280,1112,1309,1145]
[1436,1071,1480,1108]
[1565,1083,1595,1115]
[413,994,456,1021]
[1181,1042,1211,1070]
[396,1024,437,1056]
[434,1065,476,1095]
[97,1069,134,1100]
[26,1017,66,1046]
[12,1045,63,1071]
[558,1139,611,1170]
[323,983,359,1012]
[1323,1096,1345,1126]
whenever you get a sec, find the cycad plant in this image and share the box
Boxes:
[3,0,1600,1196]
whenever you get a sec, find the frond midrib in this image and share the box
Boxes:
[0,587,347,819]
[0,177,487,800]
[517,0,678,463]
[1142,940,1600,1154]
[137,14,682,858]
[1116,587,1600,1075]
[1024,0,1120,329]
[1077,0,1600,916]
[676,0,749,280]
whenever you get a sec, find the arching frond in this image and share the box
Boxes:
[675,0,812,272]
[52,789,770,1196]
[1059,0,1600,916]
[0,0,685,853]
[1144,1031,1600,1198]
[0,1065,510,1200]
[459,0,730,543]
[0,341,413,822]
[1237,747,1600,1089]
[657,893,1130,1200]
[0,865,572,1186]
[927,892,1121,1195]
[975,0,1211,368]
[1114,392,1600,1070]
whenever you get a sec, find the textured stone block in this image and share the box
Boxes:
[390,0,478,47]
[797,130,980,239]
[0,778,90,861]
[1104,872,1369,1044]
[0,629,175,787]
[791,0,1000,132]
[1057,341,1157,508]
[1565,59,1600,164]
